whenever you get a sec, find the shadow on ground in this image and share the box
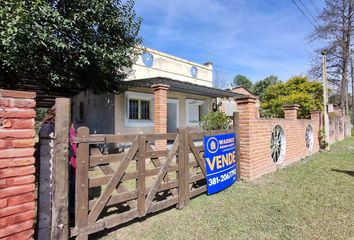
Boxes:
[331,169,354,177]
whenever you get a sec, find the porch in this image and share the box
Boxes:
[119,77,240,150]
[117,77,239,132]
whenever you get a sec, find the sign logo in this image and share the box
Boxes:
[204,133,237,195]
[206,137,219,153]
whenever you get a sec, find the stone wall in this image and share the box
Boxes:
[0,90,36,239]
[37,128,54,239]
[236,96,321,180]
[329,115,352,144]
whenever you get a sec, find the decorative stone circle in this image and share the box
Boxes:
[190,66,198,78]
[270,125,286,164]
[305,124,314,152]
[142,52,154,68]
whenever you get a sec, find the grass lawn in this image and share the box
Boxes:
[94,137,354,240]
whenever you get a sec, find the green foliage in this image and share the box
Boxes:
[0,0,142,93]
[253,75,281,101]
[35,108,49,132]
[261,76,323,118]
[233,75,253,90]
[318,129,329,150]
[200,111,231,130]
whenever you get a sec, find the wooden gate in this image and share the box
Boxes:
[70,127,239,239]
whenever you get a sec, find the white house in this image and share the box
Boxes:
[72,47,240,137]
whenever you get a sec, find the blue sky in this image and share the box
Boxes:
[134,0,324,86]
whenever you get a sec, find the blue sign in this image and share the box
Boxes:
[204,133,237,195]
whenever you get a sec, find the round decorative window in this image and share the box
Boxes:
[270,125,286,164]
[142,52,154,67]
[305,124,314,152]
[191,66,198,78]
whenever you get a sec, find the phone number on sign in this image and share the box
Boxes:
[208,169,237,187]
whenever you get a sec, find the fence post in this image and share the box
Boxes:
[177,128,186,209]
[75,127,90,240]
[51,98,70,240]
[233,112,241,181]
[137,134,146,217]
[184,128,190,206]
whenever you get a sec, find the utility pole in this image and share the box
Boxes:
[321,50,330,150]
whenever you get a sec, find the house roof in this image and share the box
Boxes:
[125,77,242,98]
[9,77,242,107]
[6,78,80,108]
[231,85,255,97]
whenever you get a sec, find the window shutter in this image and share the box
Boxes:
[188,104,199,122]
[225,100,235,116]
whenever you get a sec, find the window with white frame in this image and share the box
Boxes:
[125,91,153,127]
[224,99,236,117]
[186,99,205,126]
[128,99,151,120]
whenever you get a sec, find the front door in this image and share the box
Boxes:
[167,99,178,133]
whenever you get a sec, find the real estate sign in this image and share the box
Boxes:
[204,133,237,195]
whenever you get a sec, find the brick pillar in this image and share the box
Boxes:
[284,104,299,120]
[152,84,169,150]
[0,90,36,239]
[310,110,321,123]
[236,96,258,120]
[235,96,258,179]
[310,110,321,151]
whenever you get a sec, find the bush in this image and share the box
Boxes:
[318,129,329,150]
[260,76,323,118]
[200,111,231,130]
[35,108,49,132]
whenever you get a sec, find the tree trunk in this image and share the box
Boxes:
[340,0,353,115]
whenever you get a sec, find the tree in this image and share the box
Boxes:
[310,0,354,114]
[0,0,142,93]
[213,69,232,89]
[233,75,253,90]
[253,75,281,101]
[261,76,323,118]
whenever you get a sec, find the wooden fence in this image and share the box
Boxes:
[69,125,240,239]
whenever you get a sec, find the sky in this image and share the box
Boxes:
[133,0,325,87]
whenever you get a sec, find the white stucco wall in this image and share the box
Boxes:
[127,47,213,87]
[71,47,214,134]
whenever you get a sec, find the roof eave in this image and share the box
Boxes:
[124,77,243,98]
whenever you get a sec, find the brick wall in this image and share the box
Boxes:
[0,90,36,239]
[236,96,320,180]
